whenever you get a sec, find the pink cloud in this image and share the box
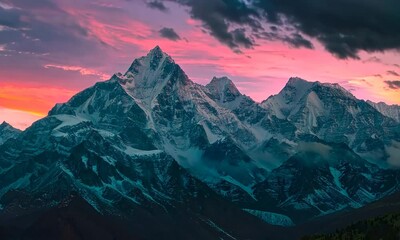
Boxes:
[44,64,110,80]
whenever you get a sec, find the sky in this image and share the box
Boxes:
[0,0,399,129]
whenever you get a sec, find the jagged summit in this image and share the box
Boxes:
[367,100,400,107]
[261,75,399,159]
[263,76,358,113]
[116,46,191,106]
[149,45,165,56]
[125,45,175,76]
[274,77,356,104]
[0,121,15,130]
[367,100,400,122]
[144,45,172,66]
[286,77,311,85]
[206,76,242,103]
[0,121,21,145]
[286,77,349,92]
[208,76,238,90]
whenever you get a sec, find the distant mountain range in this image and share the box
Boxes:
[367,100,400,123]
[1,46,400,240]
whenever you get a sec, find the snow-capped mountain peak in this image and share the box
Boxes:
[284,77,355,99]
[206,76,242,103]
[261,76,400,166]
[261,77,314,119]
[125,45,174,76]
[117,46,191,111]
[262,77,358,119]
[149,45,164,55]
[286,77,313,88]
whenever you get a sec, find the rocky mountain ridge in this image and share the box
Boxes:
[1,46,400,239]
[0,121,21,145]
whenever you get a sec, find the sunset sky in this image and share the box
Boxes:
[0,0,399,129]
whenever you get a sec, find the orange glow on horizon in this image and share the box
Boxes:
[0,83,77,119]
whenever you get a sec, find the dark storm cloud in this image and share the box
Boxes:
[387,70,400,77]
[159,27,181,41]
[259,31,313,49]
[231,28,254,49]
[255,0,400,59]
[146,0,168,12]
[171,0,260,52]
[385,81,400,90]
[286,33,313,49]
[168,0,400,59]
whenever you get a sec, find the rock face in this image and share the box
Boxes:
[253,141,400,223]
[0,122,21,145]
[262,77,400,166]
[367,100,400,123]
[1,46,400,238]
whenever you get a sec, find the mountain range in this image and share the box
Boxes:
[1,46,400,239]
[367,100,400,123]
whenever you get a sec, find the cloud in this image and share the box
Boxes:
[0,5,26,29]
[386,141,400,168]
[387,70,400,77]
[0,2,15,10]
[170,0,400,59]
[146,0,168,12]
[258,31,313,49]
[159,27,181,41]
[385,80,400,89]
[296,142,332,159]
[363,56,382,64]
[231,28,254,49]
[172,0,260,52]
[257,0,400,59]
[44,64,109,80]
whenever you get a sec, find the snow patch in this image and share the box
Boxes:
[329,167,349,197]
[121,146,163,157]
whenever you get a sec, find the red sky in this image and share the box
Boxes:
[0,0,399,129]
